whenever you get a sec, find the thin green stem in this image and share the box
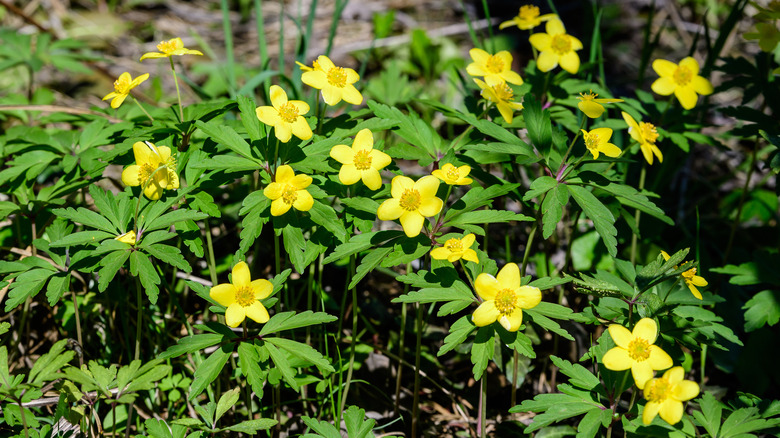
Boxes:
[394,263,411,416]
[132,97,154,122]
[204,219,218,286]
[559,116,588,167]
[169,57,184,122]
[71,290,84,366]
[411,302,424,438]
[133,276,143,360]
[630,163,647,265]
[479,375,487,438]
[339,255,358,417]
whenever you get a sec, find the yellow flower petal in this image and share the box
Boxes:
[232,261,252,288]
[516,286,542,309]
[293,189,314,212]
[361,168,383,191]
[643,400,662,425]
[330,144,354,164]
[559,51,580,74]
[271,198,292,216]
[691,76,713,95]
[245,302,270,324]
[652,59,677,77]
[225,303,246,327]
[607,324,633,349]
[674,86,698,110]
[417,197,443,217]
[651,77,677,96]
[339,164,361,185]
[659,399,684,425]
[578,100,605,118]
[529,33,551,52]
[430,247,451,260]
[209,283,237,307]
[632,361,655,389]
[474,273,500,301]
[399,211,425,237]
[121,165,141,187]
[633,318,658,344]
[673,380,700,401]
[341,85,363,105]
[290,117,313,141]
[496,263,521,289]
[646,345,673,370]
[602,347,632,370]
[269,85,288,108]
[472,300,500,327]
[390,175,414,198]
[678,57,700,75]
[500,308,524,331]
[377,198,403,220]
[462,249,480,263]
[275,165,295,183]
[255,106,280,126]
[415,175,440,199]
[536,51,559,72]
[251,279,274,300]
[599,142,622,158]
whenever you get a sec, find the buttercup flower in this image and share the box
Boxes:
[329,128,391,190]
[581,128,621,160]
[466,48,524,87]
[602,318,673,389]
[256,85,312,143]
[529,18,583,74]
[642,367,700,425]
[431,234,479,263]
[115,230,137,246]
[377,175,443,237]
[121,141,179,200]
[651,57,713,110]
[432,163,473,185]
[102,72,149,109]
[263,165,314,216]
[621,111,662,165]
[140,37,203,61]
[295,59,323,72]
[499,5,556,31]
[301,55,363,106]
[209,261,273,328]
[661,251,708,300]
[577,91,623,118]
[472,263,541,332]
[473,78,524,124]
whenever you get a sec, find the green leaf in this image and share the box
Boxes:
[524,176,559,201]
[52,206,117,234]
[45,273,69,305]
[215,388,240,424]
[49,230,114,248]
[742,290,780,332]
[130,251,160,304]
[264,342,298,391]
[542,184,569,239]
[550,356,601,391]
[238,343,266,399]
[301,416,342,438]
[264,337,335,373]
[692,392,722,437]
[259,311,337,336]
[28,340,74,385]
[143,209,209,233]
[195,120,253,159]
[343,405,377,438]
[575,408,605,438]
[444,184,521,222]
[511,392,600,433]
[524,94,552,151]
[439,315,476,356]
[143,243,192,272]
[392,282,474,314]
[158,333,224,360]
[588,180,673,225]
[351,245,394,289]
[237,94,263,142]
[367,100,440,157]
[225,419,278,433]
[471,327,494,380]
[308,200,347,242]
[4,268,54,311]
[189,346,232,400]
[568,185,617,257]
[322,230,401,264]
[446,210,533,231]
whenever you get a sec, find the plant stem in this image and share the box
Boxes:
[134,276,143,360]
[132,97,154,122]
[394,262,410,416]
[630,163,647,265]
[479,375,487,438]
[512,222,537,407]
[204,219,218,286]
[723,135,759,264]
[411,302,423,438]
[169,57,184,122]
[339,255,358,417]
[71,290,84,366]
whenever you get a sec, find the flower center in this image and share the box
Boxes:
[353,150,372,170]
[399,189,422,211]
[494,288,517,316]
[627,338,652,361]
[138,163,156,185]
[278,102,299,123]
[682,268,697,283]
[282,185,298,205]
[235,286,255,307]
[445,166,461,182]
[519,5,540,21]
[578,91,597,102]
[493,83,514,101]
[644,376,670,402]
[485,55,505,74]
[673,66,693,86]
[551,34,572,55]
[114,77,131,94]
[584,132,600,152]
[444,238,463,253]
[327,66,348,87]
[157,40,177,54]
[639,122,659,144]
[312,60,321,71]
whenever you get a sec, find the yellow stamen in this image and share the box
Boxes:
[156,40,177,54]
[444,238,463,253]
[485,55,505,74]
[327,66,347,87]
[353,150,372,170]
[445,166,461,182]
[282,185,298,205]
[113,77,131,93]
[494,288,518,315]
[644,376,670,402]
[234,286,255,307]
[628,338,651,361]
[639,122,659,144]
[493,83,514,101]
[673,66,693,86]
[584,132,600,152]
[399,189,422,211]
[278,102,299,123]
[551,34,572,55]
[138,163,155,185]
[579,91,597,101]
[519,5,540,20]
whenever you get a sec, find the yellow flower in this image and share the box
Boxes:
[660,251,708,300]
[577,90,623,119]
[301,55,363,106]
[642,367,700,425]
[529,18,583,74]
[621,111,662,165]
[431,234,479,263]
[115,230,137,245]
[472,263,541,332]
[255,85,312,143]
[209,261,273,328]
[499,5,556,31]
[473,78,524,124]
[121,141,179,200]
[102,72,149,109]
[602,318,673,390]
[581,128,621,160]
[466,48,524,87]
[651,57,713,110]
[295,59,323,72]
[329,129,391,190]
[432,163,473,185]
[263,165,314,216]
[377,175,443,238]
[140,37,203,61]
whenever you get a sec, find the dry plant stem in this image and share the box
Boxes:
[723,135,759,264]
[169,58,185,122]
[630,163,647,265]
[411,302,424,438]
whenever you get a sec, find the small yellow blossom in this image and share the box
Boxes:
[295,59,323,72]
[660,251,708,300]
[209,261,274,328]
[263,165,314,216]
[602,318,673,389]
[102,73,149,109]
[577,90,623,118]
[499,5,556,31]
[115,230,137,246]
[256,85,312,143]
[329,129,391,190]
[473,78,524,124]
[140,37,203,61]
[472,263,541,332]
[121,141,179,200]
[642,367,700,425]
[301,55,363,106]
[432,163,473,185]
[377,175,443,238]
[466,48,524,87]
[621,111,662,165]
[651,57,713,110]
[581,128,621,160]
[431,234,479,263]
[529,18,583,74]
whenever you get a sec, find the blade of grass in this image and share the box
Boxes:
[480,0,495,53]
[325,0,349,57]
[221,0,237,97]
[255,0,271,100]
[458,0,482,49]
